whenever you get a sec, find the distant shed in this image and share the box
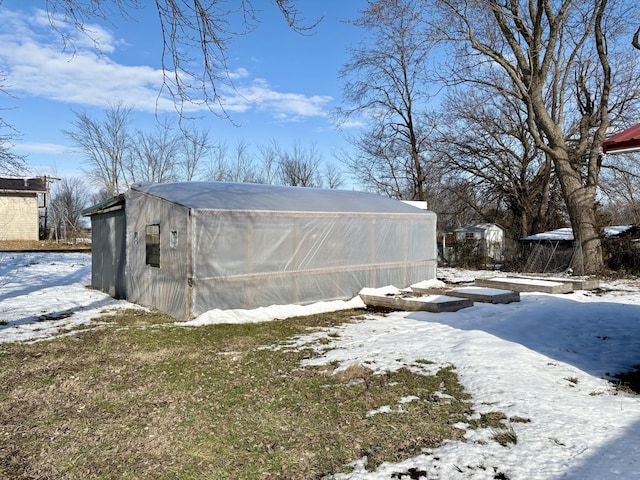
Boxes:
[84,182,437,320]
[454,223,505,261]
[520,226,632,274]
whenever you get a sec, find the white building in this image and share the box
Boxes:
[453,223,505,261]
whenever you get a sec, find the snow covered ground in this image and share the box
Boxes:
[1,252,640,479]
[0,252,139,343]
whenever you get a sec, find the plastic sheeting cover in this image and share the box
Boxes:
[132,182,426,214]
[121,182,437,319]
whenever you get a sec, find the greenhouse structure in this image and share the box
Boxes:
[84,182,437,320]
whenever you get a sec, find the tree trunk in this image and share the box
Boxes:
[554,156,603,275]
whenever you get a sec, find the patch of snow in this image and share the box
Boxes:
[359,285,403,296]
[181,296,366,326]
[483,277,565,287]
[0,252,142,343]
[411,279,447,290]
[451,286,516,295]
[522,225,632,241]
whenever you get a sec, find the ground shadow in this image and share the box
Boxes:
[406,292,640,381]
[555,417,640,479]
[0,252,91,303]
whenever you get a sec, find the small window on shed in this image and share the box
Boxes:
[465,232,475,240]
[145,224,160,268]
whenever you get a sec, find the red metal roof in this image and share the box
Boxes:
[602,123,640,154]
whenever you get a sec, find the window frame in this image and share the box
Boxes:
[145,224,161,268]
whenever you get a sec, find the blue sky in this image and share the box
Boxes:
[0,1,366,182]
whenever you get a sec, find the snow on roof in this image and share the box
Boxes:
[130,182,429,214]
[401,200,428,210]
[455,223,503,233]
[522,225,633,241]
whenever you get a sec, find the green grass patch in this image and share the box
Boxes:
[0,309,497,479]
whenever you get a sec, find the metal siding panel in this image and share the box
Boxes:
[90,210,126,298]
[125,191,189,319]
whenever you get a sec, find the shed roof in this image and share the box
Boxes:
[602,123,640,154]
[521,225,632,242]
[129,182,430,214]
[455,223,503,233]
[0,177,47,193]
[82,193,125,216]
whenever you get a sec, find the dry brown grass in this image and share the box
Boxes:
[0,309,493,479]
[0,240,90,252]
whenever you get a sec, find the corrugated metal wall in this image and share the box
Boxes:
[125,190,190,320]
[90,209,127,298]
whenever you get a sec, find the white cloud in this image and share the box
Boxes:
[0,6,333,120]
[0,7,172,113]
[224,78,333,121]
[14,142,70,155]
[335,118,366,129]
[31,7,120,53]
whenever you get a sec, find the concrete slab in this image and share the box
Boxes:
[474,277,573,294]
[411,286,448,295]
[448,286,520,304]
[359,293,473,313]
[520,276,600,291]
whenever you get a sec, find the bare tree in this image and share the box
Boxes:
[437,86,556,239]
[44,1,319,116]
[276,142,322,187]
[599,154,640,225]
[433,0,640,274]
[48,176,89,242]
[178,126,214,181]
[64,103,132,196]
[337,0,434,201]
[256,140,280,185]
[125,120,180,184]
[0,72,26,175]
[202,139,339,188]
[203,140,262,183]
[225,140,262,183]
[203,141,230,182]
[322,163,344,189]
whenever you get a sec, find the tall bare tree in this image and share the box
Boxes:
[433,0,640,274]
[48,176,89,242]
[338,0,434,201]
[437,85,557,239]
[64,103,132,196]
